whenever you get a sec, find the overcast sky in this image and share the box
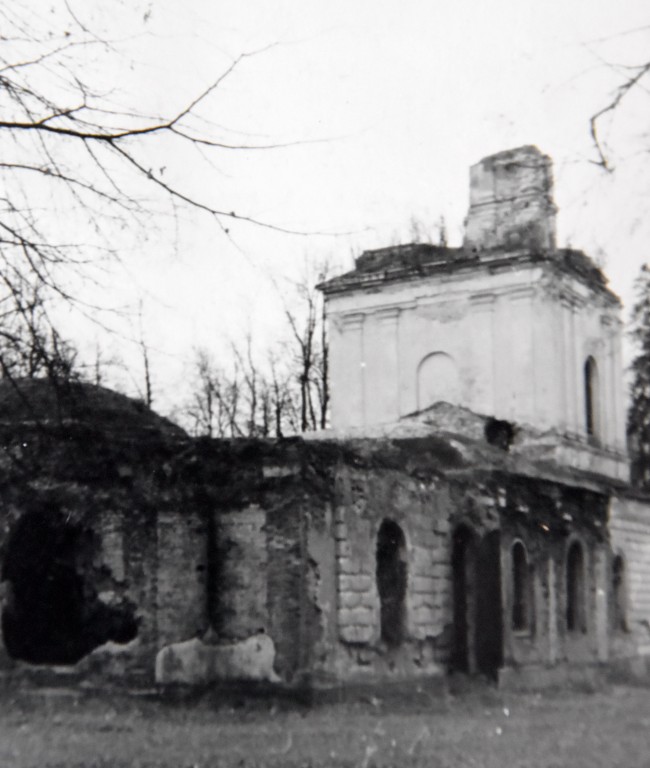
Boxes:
[32,1,650,415]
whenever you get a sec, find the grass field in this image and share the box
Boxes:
[1,682,649,767]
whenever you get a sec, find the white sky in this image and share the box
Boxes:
[39,1,650,416]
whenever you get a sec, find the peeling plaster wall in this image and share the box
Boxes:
[609,495,650,658]
[497,480,609,672]
[212,505,267,641]
[304,459,614,686]
[156,509,208,648]
[322,466,453,682]
[322,149,628,482]
[326,266,626,482]
[0,487,159,678]
[0,404,643,691]
[0,400,192,682]
[163,440,638,689]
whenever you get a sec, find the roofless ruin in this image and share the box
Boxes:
[0,147,648,694]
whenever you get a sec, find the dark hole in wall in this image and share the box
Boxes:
[566,541,586,633]
[451,526,503,678]
[511,541,530,632]
[376,519,407,647]
[1,509,137,665]
[584,357,599,439]
[612,555,627,632]
[451,525,475,672]
[484,418,515,451]
[475,530,503,679]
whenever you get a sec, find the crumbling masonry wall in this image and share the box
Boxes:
[327,466,452,681]
[609,495,650,660]
[0,383,639,691]
[134,436,636,689]
[0,384,199,683]
[496,477,611,679]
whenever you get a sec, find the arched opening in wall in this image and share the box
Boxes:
[1,509,137,665]
[612,555,627,632]
[584,356,600,440]
[511,541,532,632]
[475,530,504,678]
[417,352,460,411]
[376,519,407,647]
[451,525,476,673]
[566,541,587,634]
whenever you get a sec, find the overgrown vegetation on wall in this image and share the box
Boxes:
[627,263,650,489]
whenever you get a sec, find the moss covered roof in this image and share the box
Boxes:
[0,378,187,442]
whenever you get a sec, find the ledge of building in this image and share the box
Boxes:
[318,244,617,304]
[306,402,629,491]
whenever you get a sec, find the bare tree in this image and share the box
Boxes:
[232,334,263,437]
[184,251,334,438]
[267,350,293,438]
[628,263,650,489]
[135,303,153,408]
[588,28,650,171]
[283,260,330,431]
[185,349,219,438]
[185,349,244,438]
[0,3,309,384]
[0,281,78,383]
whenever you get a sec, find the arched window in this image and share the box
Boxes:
[511,541,532,632]
[376,519,407,646]
[612,555,627,632]
[584,357,600,439]
[417,352,460,411]
[451,525,476,672]
[566,541,587,633]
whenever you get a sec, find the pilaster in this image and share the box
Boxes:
[470,293,496,416]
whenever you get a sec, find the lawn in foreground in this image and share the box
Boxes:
[1,683,649,767]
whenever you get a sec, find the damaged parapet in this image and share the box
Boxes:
[463,145,557,252]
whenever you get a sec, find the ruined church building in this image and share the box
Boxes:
[0,146,649,692]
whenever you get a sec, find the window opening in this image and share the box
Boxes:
[566,541,586,633]
[584,357,599,439]
[511,541,531,632]
[376,519,407,647]
[612,555,627,632]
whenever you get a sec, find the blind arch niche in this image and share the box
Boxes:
[417,352,460,411]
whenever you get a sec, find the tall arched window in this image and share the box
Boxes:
[612,555,627,632]
[584,356,600,439]
[566,541,587,633]
[376,519,407,646]
[451,525,476,672]
[511,541,531,632]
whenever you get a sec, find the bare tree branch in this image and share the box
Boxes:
[590,61,650,171]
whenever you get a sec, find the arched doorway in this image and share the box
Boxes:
[376,519,408,646]
[611,554,627,632]
[511,540,532,632]
[566,540,587,634]
[452,526,503,677]
[2,509,137,664]
[475,530,503,677]
[451,525,476,672]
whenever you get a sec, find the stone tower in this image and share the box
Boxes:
[319,146,628,481]
[464,145,557,252]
